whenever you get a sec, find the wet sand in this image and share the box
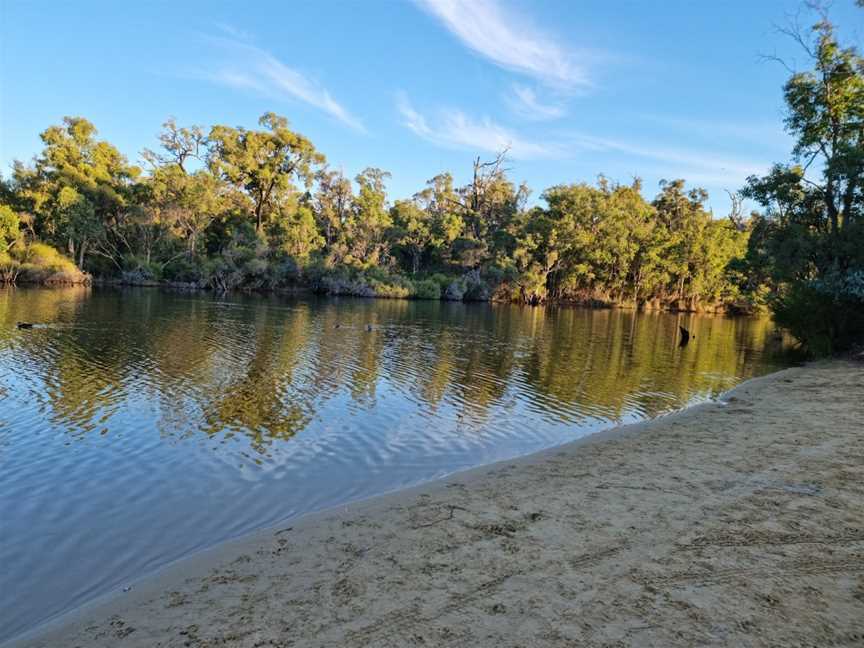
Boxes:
[8,360,864,647]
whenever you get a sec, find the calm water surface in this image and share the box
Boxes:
[0,286,792,640]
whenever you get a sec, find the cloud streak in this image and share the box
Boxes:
[415,0,586,87]
[507,85,566,120]
[397,94,562,159]
[200,36,365,132]
[571,134,768,181]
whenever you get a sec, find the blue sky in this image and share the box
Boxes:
[1,0,861,214]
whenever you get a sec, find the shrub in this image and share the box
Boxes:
[445,269,490,301]
[0,251,20,283]
[325,276,377,297]
[11,242,89,285]
[413,278,441,300]
[430,273,452,290]
[201,256,240,291]
[370,275,413,299]
[162,257,204,284]
[19,242,78,272]
[242,257,270,284]
[773,275,864,355]
[121,255,161,284]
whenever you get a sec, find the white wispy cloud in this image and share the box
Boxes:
[395,93,768,180]
[415,0,586,87]
[199,36,365,133]
[213,23,254,42]
[571,135,768,180]
[507,84,566,120]
[634,113,789,145]
[565,134,771,191]
[397,94,562,159]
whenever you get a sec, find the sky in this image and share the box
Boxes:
[1,0,861,215]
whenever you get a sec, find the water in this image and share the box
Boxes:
[0,286,792,641]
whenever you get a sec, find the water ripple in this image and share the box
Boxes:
[0,287,793,641]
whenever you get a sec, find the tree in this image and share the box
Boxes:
[390,199,434,274]
[743,8,864,352]
[0,205,20,251]
[12,117,140,270]
[314,169,353,247]
[346,167,391,267]
[142,118,206,173]
[208,113,325,233]
[147,166,227,260]
[414,173,464,265]
[140,119,233,262]
[653,179,714,304]
[270,204,324,263]
[535,179,662,304]
[455,152,528,266]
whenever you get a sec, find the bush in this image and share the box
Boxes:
[162,257,204,284]
[311,267,446,299]
[444,269,491,301]
[413,278,441,299]
[242,257,270,284]
[369,274,413,299]
[121,255,161,284]
[774,276,864,355]
[269,257,302,287]
[315,270,376,297]
[10,242,89,285]
[430,273,452,290]
[19,242,77,272]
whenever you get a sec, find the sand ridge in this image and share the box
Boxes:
[8,361,864,647]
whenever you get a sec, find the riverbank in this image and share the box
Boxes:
[89,276,746,314]
[9,360,863,647]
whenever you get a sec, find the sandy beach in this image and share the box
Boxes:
[8,359,864,648]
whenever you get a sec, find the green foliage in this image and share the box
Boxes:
[741,10,863,353]
[0,204,21,249]
[4,112,762,309]
[11,117,141,271]
[413,278,441,300]
[8,241,88,284]
[773,281,864,356]
[121,254,162,283]
[208,113,325,233]
[161,256,203,284]
[268,204,323,263]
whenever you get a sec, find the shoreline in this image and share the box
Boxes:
[9,360,863,647]
[82,280,744,314]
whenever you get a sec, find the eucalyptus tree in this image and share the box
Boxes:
[414,173,464,267]
[141,118,206,173]
[390,199,434,274]
[348,167,392,267]
[314,168,353,247]
[455,153,529,266]
[142,119,232,261]
[0,205,20,251]
[743,8,864,351]
[12,117,141,270]
[208,113,325,233]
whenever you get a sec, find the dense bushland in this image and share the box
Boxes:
[0,117,751,311]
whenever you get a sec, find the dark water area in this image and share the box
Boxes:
[0,286,793,641]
